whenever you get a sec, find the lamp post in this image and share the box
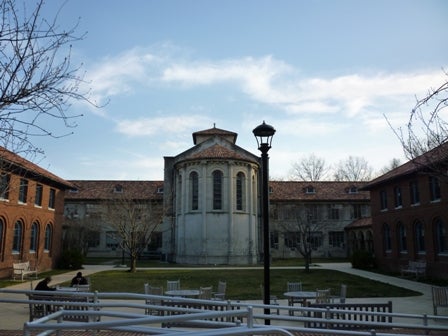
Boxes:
[253,121,276,325]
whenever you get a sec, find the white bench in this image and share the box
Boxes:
[13,261,38,281]
[400,260,426,279]
[432,286,448,315]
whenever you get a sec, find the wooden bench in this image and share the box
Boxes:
[400,260,426,279]
[13,261,37,281]
[305,301,393,330]
[432,286,448,315]
[28,292,96,322]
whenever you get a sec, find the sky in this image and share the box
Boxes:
[32,0,448,181]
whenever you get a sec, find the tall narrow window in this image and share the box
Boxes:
[434,218,447,254]
[0,218,4,260]
[415,221,425,253]
[352,204,362,219]
[398,222,407,252]
[19,179,28,203]
[30,222,38,252]
[12,220,23,253]
[429,176,441,201]
[35,184,43,207]
[44,224,52,251]
[380,190,388,210]
[0,174,10,200]
[383,223,391,252]
[409,180,420,205]
[394,186,402,208]
[48,188,56,209]
[212,170,223,210]
[190,172,199,210]
[236,172,245,211]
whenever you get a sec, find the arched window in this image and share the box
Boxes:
[383,223,391,252]
[236,172,245,211]
[0,218,4,260]
[30,222,39,252]
[12,220,23,253]
[434,218,447,254]
[415,221,425,253]
[190,171,199,210]
[44,224,53,251]
[212,170,223,210]
[177,174,182,212]
[398,222,407,252]
[366,230,374,253]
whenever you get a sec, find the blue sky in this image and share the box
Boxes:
[35,0,448,180]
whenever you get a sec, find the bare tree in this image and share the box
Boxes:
[289,153,329,181]
[378,158,401,175]
[389,72,448,180]
[0,0,93,157]
[279,205,328,272]
[393,72,448,160]
[102,197,163,273]
[333,156,373,181]
[62,216,100,257]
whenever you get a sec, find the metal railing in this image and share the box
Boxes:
[1,288,448,336]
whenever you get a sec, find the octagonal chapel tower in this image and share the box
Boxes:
[161,126,261,264]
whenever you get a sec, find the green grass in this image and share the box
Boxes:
[0,257,427,298]
[77,268,419,300]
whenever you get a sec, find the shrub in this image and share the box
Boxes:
[58,249,85,269]
[351,250,375,269]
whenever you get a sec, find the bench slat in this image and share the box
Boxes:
[305,301,393,330]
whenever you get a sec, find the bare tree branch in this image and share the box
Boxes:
[289,153,329,181]
[102,196,162,273]
[0,0,98,157]
[387,70,448,181]
[333,156,373,181]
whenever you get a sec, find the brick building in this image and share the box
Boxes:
[0,147,73,279]
[362,143,448,279]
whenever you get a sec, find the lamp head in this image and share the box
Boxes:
[253,121,276,151]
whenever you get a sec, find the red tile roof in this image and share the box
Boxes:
[188,143,258,162]
[363,141,448,189]
[0,146,74,189]
[192,126,237,144]
[65,180,164,200]
[345,217,372,229]
[269,181,370,201]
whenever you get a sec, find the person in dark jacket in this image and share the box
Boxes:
[34,277,56,291]
[70,272,88,287]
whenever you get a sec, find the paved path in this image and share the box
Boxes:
[0,262,446,331]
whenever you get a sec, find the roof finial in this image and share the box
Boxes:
[213,123,216,128]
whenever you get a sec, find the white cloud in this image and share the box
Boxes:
[83,46,446,151]
[116,114,211,137]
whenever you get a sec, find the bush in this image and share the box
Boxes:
[351,250,375,269]
[58,249,85,269]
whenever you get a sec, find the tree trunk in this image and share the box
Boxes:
[129,255,137,273]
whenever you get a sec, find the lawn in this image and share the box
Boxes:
[80,268,420,300]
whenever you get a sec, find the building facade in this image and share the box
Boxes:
[362,144,448,279]
[62,127,372,265]
[63,180,164,258]
[161,126,261,264]
[268,181,371,259]
[160,126,371,264]
[0,147,72,279]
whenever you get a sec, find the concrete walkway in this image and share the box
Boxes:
[0,262,446,330]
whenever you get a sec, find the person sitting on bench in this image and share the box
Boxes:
[35,277,56,291]
[70,272,88,287]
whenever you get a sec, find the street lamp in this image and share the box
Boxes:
[253,121,276,325]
